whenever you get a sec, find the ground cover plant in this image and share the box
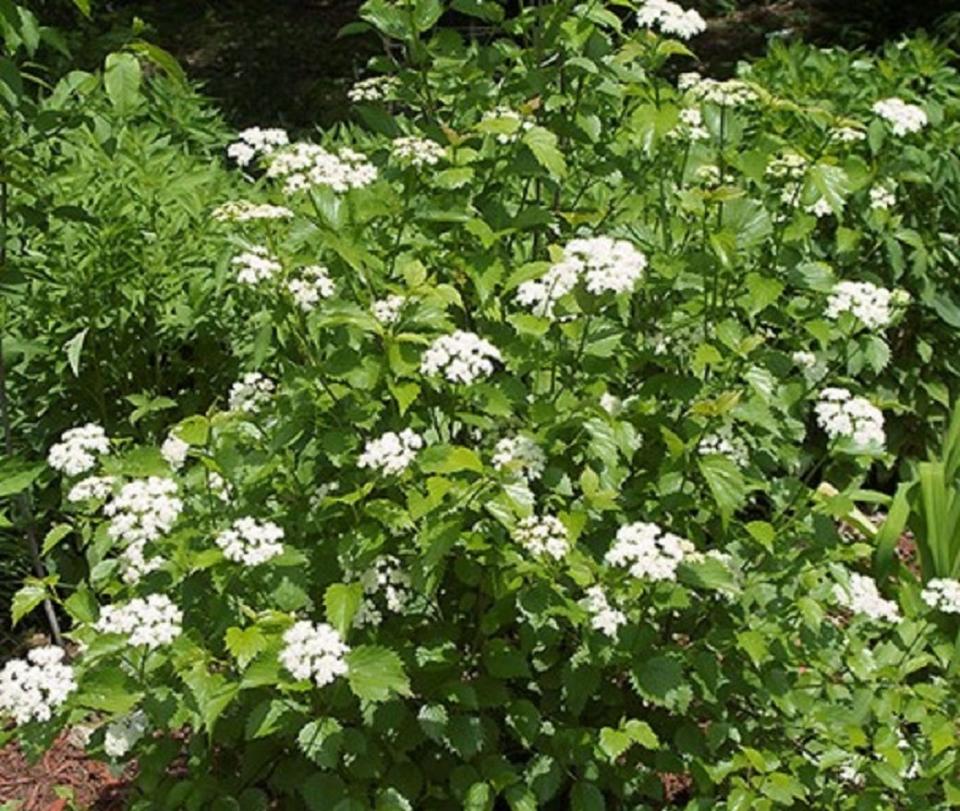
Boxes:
[5,0,960,808]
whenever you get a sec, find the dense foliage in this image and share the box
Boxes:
[5,0,960,808]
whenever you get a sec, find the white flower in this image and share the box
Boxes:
[347,555,413,628]
[104,477,182,546]
[227,127,289,167]
[347,76,399,103]
[286,265,335,311]
[806,198,833,218]
[95,594,183,649]
[869,185,896,211]
[815,388,885,451]
[48,424,110,476]
[0,646,76,726]
[215,517,284,567]
[637,0,706,39]
[516,237,646,318]
[605,521,696,582]
[104,710,148,759]
[391,136,445,168]
[67,475,115,503]
[358,430,423,475]
[920,578,960,614]
[583,586,626,637]
[117,538,164,585]
[514,514,569,560]
[833,571,899,622]
[677,71,702,92]
[279,621,349,687]
[266,143,377,195]
[228,372,275,413]
[161,435,189,470]
[421,330,502,384]
[208,472,233,503]
[831,126,867,143]
[698,429,749,468]
[372,295,405,325]
[684,77,757,106]
[600,393,622,416]
[232,246,281,285]
[826,281,893,330]
[766,152,807,180]
[481,106,534,143]
[493,435,546,481]
[213,200,294,222]
[873,98,927,136]
[669,107,709,141]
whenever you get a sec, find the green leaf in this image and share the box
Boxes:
[699,454,747,524]
[11,582,47,626]
[570,782,605,811]
[522,127,567,179]
[225,626,267,670]
[245,698,299,740]
[64,585,98,624]
[0,457,44,497]
[128,39,186,84]
[104,51,142,114]
[0,57,23,107]
[174,415,209,446]
[418,445,484,475]
[624,719,659,749]
[324,582,363,637]
[346,645,411,702]
[42,523,73,555]
[64,328,88,376]
[78,667,143,714]
[599,728,632,761]
[298,718,343,767]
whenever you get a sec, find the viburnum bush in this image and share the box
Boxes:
[7,0,960,808]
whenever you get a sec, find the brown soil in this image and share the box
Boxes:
[0,733,133,811]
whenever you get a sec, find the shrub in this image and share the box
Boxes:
[6,0,960,808]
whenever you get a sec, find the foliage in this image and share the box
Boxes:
[6,0,960,808]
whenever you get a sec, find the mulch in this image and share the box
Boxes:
[0,733,133,811]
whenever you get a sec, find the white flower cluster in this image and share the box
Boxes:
[161,434,189,470]
[208,472,233,503]
[279,621,349,687]
[228,372,275,413]
[669,108,709,141]
[105,477,182,546]
[636,0,706,39]
[694,164,734,188]
[349,555,413,628]
[0,646,76,726]
[815,388,886,450]
[513,514,569,560]
[792,350,827,382]
[698,429,749,468]
[766,152,807,180]
[215,517,284,566]
[232,246,282,285]
[583,586,626,637]
[481,106,534,143]
[118,539,164,585]
[870,185,896,211]
[833,572,899,622]
[48,424,110,476]
[493,435,546,481]
[347,75,399,103]
[421,330,502,384]
[67,474,115,503]
[600,392,623,416]
[266,144,377,195]
[391,136,445,168]
[831,126,867,143]
[226,127,289,168]
[605,521,696,582]
[826,281,893,330]
[212,200,294,222]
[681,74,757,107]
[516,237,647,318]
[873,98,927,136]
[286,265,335,311]
[104,710,148,759]
[95,594,183,649]
[372,295,405,325]
[806,198,833,218]
[921,578,960,614]
[358,430,423,475]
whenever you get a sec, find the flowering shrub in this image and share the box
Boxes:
[7,0,960,808]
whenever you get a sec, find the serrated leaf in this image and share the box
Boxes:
[225,626,267,670]
[522,126,566,179]
[698,454,746,524]
[418,445,484,475]
[104,51,141,114]
[346,645,411,702]
[42,523,72,555]
[12,582,47,626]
[298,718,343,767]
[324,582,363,637]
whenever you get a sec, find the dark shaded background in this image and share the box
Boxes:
[42,0,960,131]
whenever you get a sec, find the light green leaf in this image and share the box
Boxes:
[523,126,567,179]
[225,626,267,670]
[104,51,142,114]
[346,645,411,702]
[324,582,363,638]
